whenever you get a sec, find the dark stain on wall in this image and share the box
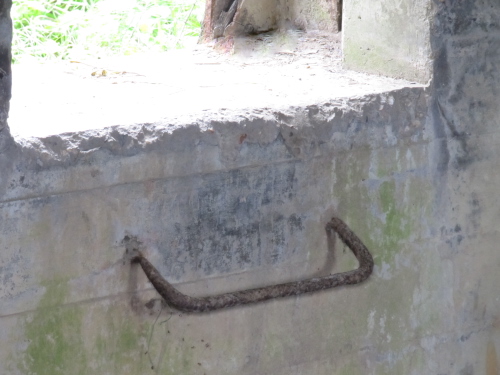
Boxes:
[459,363,474,375]
[155,162,305,279]
[434,0,500,37]
[0,0,11,133]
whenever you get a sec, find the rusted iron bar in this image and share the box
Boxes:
[131,217,374,313]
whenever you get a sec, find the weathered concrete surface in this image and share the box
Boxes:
[421,1,500,373]
[2,1,500,375]
[343,0,432,83]
[283,0,340,32]
[1,86,433,374]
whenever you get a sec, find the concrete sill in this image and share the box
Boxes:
[9,33,425,139]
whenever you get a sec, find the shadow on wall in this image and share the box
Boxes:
[0,0,12,139]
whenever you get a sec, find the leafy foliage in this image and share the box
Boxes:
[12,0,205,63]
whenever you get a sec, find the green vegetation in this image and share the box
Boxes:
[12,0,205,63]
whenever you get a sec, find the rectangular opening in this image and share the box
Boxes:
[8,0,428,138]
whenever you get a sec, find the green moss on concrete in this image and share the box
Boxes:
[343,0,430,83]
[333,147,433,269]
[89,302,151,373]
[264,333,286,362]
[337,362,365,375]
[20,280,88,375]
[93,324,145,370]
[93,310,197,375]
[161,342,196,375]
[330,146,439,371]
[333,150,375,246]
[344,40,426,83]
[378,180,412,265]
[16,279,165,374]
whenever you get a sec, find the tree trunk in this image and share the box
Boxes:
[200,0,341,43]
[201,0,240,41]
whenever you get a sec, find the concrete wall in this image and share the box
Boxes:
[343,0,432,83]
[425,2,500,371]
[282,0,339,32]
[1,88,433,374]
[1,2,500,375]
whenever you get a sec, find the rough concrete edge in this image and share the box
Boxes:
[0,85,430,205]
[11,87,427,166]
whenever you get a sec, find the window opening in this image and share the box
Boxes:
[8,0,357,138]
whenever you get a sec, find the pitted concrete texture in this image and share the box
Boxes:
[9,32,423,138]
[2,2,500,374]
[5,85,427,203]
[1,77,431,374]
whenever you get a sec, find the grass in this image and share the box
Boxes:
[11,0,205,63]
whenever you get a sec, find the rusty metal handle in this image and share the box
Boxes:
[130,217,374,313]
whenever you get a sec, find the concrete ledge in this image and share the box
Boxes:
[3,85,428,203]
[4,34,429,204]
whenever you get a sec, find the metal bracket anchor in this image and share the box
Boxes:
[130,216,374,313]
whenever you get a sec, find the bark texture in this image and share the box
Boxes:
[201,0,340,41]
